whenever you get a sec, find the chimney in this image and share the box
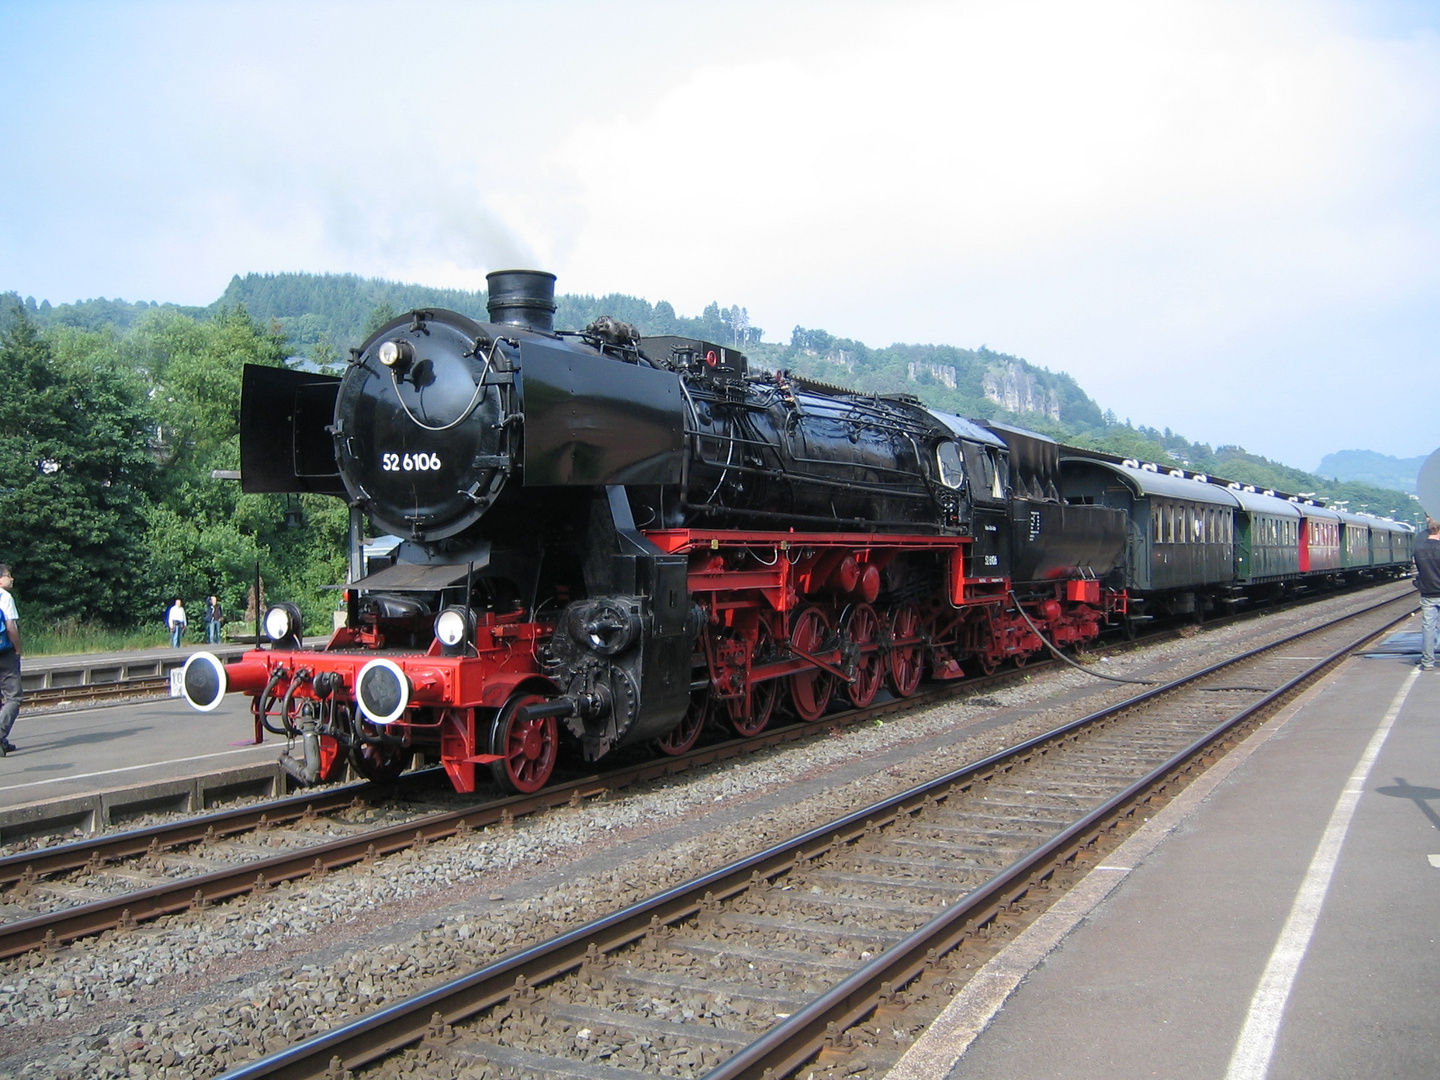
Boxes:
[485,270,557,333]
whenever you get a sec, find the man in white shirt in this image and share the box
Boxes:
[167,598,187,648]
[0,564,21,756]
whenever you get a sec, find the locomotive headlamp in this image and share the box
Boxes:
[263,602,305,647]
[434,606,475,654]
[356,658,410,725]
[377,339,414,372]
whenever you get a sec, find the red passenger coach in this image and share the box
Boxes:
[1298,506,1343,574]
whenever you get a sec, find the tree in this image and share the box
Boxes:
[0,314,156,623]
[362,302,398,339]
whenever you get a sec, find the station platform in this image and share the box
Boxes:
[0,641,338,812]
[888,616,1440,1080]
[0,680,268,812]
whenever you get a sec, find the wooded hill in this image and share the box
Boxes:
[0,273,1419,633]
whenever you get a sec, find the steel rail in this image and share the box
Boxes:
[0,582,1410,960]
[0,631,1059,953]
[0,674,964,959]
[27,677,171,708]
[701,598,1417,1080]
[0,770,444,888]
[206,591,1416,1080]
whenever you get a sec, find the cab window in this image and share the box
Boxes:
[960,441,1007,504]
[935,441,965,489]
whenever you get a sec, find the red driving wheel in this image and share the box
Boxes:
[489,693,558,794]
[730,621,779,737]
[887,601,924,698]
[789,606,835,722]
[658,691,709,755]
[843,603,883,709]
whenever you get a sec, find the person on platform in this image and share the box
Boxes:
[0,564,22,756]
[1414,518,1440,670]
[167,598,188,648]
[204,595,224,644]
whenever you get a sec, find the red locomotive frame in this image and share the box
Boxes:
[220,527,1127,794]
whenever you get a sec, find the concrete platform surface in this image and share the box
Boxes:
[888,615,1440,1080]
[0,636,335,810]
[0,690,272,810]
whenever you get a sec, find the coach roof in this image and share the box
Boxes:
[1065,458,1240,508]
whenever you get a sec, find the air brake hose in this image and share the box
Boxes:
[256,666,293,735]
[278,667,312,739]
[1006,591,1157,686]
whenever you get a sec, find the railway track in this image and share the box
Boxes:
[26,676,171,709]
[0,580,1411,964]
[0,656,1038,960]
[196,589,1415,1080]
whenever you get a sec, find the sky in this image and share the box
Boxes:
[2,0,1438,473]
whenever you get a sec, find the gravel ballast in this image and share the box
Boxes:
[0,588,1410,1079]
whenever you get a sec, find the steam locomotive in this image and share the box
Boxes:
[180,271,1411,794]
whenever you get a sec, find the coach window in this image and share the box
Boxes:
[935,440,965,489]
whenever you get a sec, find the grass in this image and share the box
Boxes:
[25,617,175,657]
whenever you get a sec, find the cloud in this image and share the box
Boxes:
[537,1,1440,465]
[555,2,1437,320]
[3,0,1438,467]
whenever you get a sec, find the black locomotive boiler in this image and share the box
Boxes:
[181,270,1138,793]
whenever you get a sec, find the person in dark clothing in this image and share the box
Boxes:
[204,595,225,644]
[1413,518,1440,670]
[0,564,22,755]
